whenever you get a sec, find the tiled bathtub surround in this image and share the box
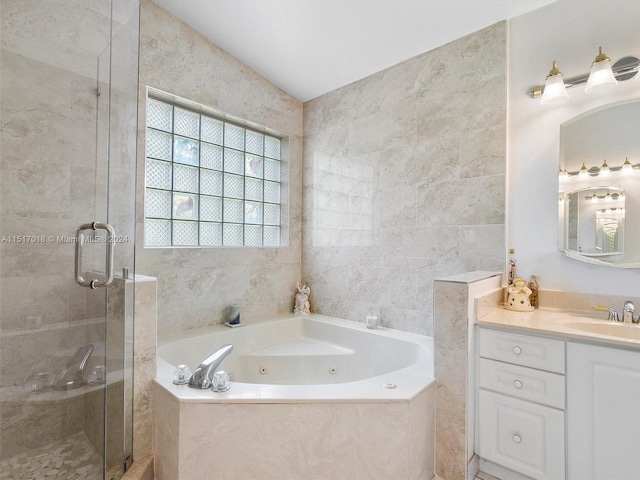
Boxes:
[302,22,507,336]
[154,385,434,480]
[136,0,303,339]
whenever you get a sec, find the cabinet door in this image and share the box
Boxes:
[478,389,565,479]
[567,342,640,480]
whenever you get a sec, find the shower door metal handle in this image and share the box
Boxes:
[74,222,115,289]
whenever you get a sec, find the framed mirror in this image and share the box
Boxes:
[559,100,640,268]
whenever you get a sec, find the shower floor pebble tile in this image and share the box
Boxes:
[0,432,102,479]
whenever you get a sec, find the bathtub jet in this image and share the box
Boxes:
[188,344,233,389]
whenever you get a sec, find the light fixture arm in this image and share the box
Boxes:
[531,56,640,99]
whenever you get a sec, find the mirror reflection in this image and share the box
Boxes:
[565,187,625,256]
[559,100,639,268]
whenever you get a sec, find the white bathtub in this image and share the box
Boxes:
[154,314,435,479]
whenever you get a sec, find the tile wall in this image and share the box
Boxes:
[136,0,304,338]
[302,22,507,335]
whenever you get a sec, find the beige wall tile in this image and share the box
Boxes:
[302,22,507,335]
[136,0,303,339]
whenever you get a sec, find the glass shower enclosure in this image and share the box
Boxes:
[0,1,139,478]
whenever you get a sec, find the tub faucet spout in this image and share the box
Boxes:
[188,344,233,389]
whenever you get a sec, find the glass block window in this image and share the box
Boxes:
[145,96,283,247]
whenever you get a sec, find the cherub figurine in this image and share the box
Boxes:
[505,277,534,312]
[294,282,311,315]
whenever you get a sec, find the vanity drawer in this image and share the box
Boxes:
[478,389,565,480]
[478,327,565,373]
[478,357,565,409]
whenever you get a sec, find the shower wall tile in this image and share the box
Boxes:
[0,43,101,380]
[302,22,507,335]
[0,389,85,459]
[132,276,156,460]
[0,275,86,332]
[0,50,99,172]
[1,0,112,79]
[136,0,303,338]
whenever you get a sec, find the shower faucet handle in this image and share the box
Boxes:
[54,344,95,390]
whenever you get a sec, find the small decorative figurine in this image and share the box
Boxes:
[505,277,534,312]
[528,275,540,309]
[294,282,311,315]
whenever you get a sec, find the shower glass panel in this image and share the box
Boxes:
[0,1,139,479]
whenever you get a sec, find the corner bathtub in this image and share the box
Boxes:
[154,314,435,480]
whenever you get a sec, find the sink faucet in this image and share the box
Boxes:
[593,301,638,324]
[623,300,636,324]
[188,344,233,389]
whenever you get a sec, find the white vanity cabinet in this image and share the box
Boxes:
[476,327,566,480]
[567,342,640,480]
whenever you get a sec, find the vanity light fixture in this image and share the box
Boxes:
[578,163,589,180]
[605,191,612,202]
[585,47,618,93]
[559,158,638,179]
[531,50,640,102]
[540,61,569,104]
[559,168,569,182]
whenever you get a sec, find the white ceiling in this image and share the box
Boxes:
[152,0,556,102]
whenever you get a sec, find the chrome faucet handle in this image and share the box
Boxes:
[211,371,230,392]
[188,344,233,389]
[593,304,620,322]
[623,300,636,324]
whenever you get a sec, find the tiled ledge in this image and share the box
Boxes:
[122,454,153,480]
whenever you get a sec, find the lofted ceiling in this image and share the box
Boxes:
[152,0,556,102]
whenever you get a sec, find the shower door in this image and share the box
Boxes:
[0,1,139,479]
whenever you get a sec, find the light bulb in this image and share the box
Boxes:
[585,47,617,93]
[600,160,610,176]
[559,168,569,182]
[605,191,612,202]
[578,163,589,180]
[541,61,569,104]
[622,157,633,174]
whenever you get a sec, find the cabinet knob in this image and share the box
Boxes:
[513,346,522,355]
[513,434,522,444]
[513,380,523,389]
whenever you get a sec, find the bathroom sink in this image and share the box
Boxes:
[567,321,640,340]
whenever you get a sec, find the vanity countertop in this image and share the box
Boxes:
[477,307,640,350]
